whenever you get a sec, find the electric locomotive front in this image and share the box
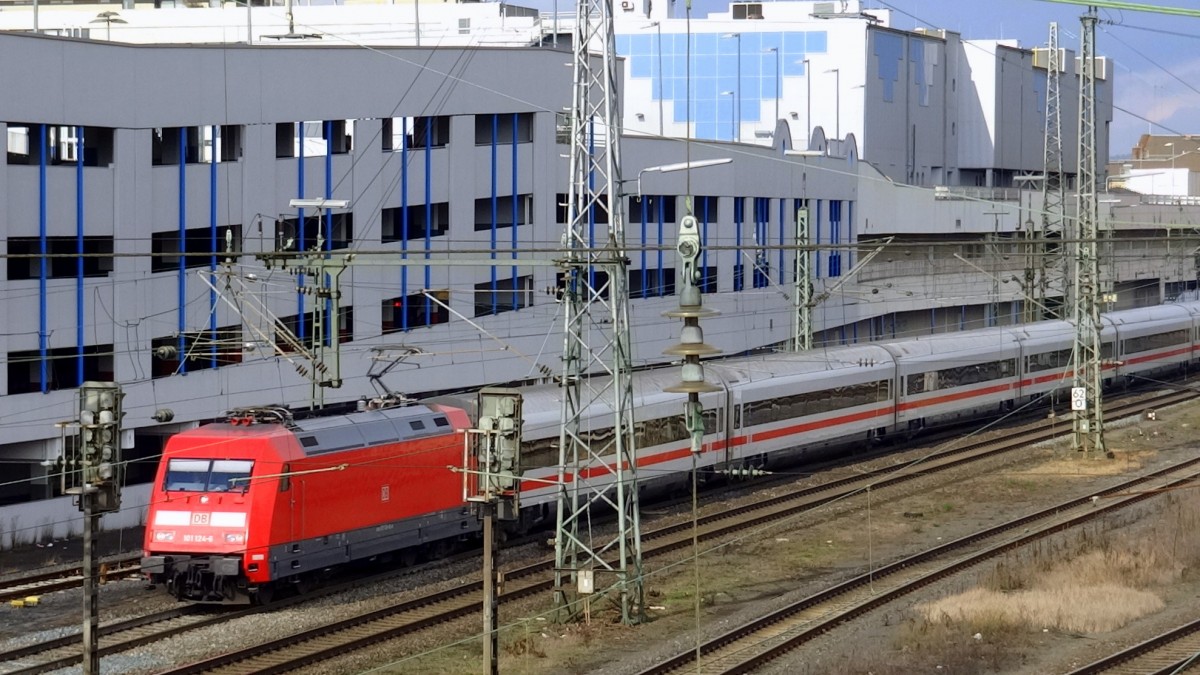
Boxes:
[141,417,292,603]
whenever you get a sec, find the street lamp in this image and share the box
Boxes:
[90,11,126,41]
[722,33,742,143]
[797,59,812,149]
[636,158,733,196]
[764,47,781,130]
[720,91,736,141]
[643,22,665,136]
[825,67,840,140]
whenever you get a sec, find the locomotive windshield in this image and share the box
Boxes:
[165,459,254,493]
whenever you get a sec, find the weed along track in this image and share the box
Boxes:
[136,390,1186,675]
[0,554,141,604]
[637,457,1200,675]
[1067,617,1200,675]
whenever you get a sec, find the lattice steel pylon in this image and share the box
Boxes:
[1071,6,1106,455]
[1031,21,1068,322]
[552,0,643,624]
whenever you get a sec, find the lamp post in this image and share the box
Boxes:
[825,67,840,139]
[765,47,781,130]
[801,59,811,148]
[722,33,742,142]
[645,21,664,136]
[720,91,736,141]
[90,11,126,40]
[635,158,733,196]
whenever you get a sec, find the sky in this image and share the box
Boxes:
[679,0,1200,157]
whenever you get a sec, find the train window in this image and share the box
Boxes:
[577,425,608,447]
[1026,347,1073,373]
[1121,329,1188,355]
[906,359,1016,395]
[165,458,254,493]
[745,380,890,427]
[520,436,558,470]
[906,372,933,395]
[165,459,210,491]
[280,463,291,492]
[299,436,318,448]
[635,414,688,448]
[434,416,449,427]
[410,420,426,431]
[210,460,253,492]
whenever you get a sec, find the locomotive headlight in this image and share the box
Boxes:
[154,530,176,542]
[224,532,245,544]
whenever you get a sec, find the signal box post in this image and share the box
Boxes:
[462,387,523,675]
[64,382,124,675]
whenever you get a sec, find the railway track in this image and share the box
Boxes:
[147,387,1190,675]
[1,606,234,675]
[1067,618,1200,675]
[0,554,141,604]
[637,457,1200,675]
[0,541,498,674]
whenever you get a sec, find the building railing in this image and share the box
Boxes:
[933,186,1023,202]
[1139,195,1200,207]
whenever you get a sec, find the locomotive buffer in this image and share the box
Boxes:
[462,388,523,675]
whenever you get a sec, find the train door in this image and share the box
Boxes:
[714,383,733,469]
[727,385,742,469]
[280,463,295,544]
[295,478,306,542]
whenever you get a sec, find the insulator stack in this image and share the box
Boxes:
[663,216,721,454]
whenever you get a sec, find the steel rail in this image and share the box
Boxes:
[156,389,1192,675]
[0,555,141,603]
[638,460,1200,675]
[1066,617,1200,675]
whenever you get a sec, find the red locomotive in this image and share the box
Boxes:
[141,402,471,603]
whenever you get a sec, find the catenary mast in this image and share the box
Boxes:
[1071,5,1106,455]
[1035,22,1067,322]
[552,0,644,624]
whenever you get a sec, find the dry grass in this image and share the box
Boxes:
[909,487,1200,641]
[807,613,1032,675]
[918,584,1164,634]
[824,473,1200,674]
[1011,450,1148,479]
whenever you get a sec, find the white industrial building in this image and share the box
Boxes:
[0,0,1193,547]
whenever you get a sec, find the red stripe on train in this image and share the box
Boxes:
[897,381,1015,411]
[751,407,893,443]
[529,346,1198,488]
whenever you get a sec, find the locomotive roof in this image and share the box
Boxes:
[289,405,453,456]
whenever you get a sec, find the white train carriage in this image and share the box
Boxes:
[1109,303,1198,383]
[710,345,897,469]
[513,367,731,511]
[1012,318,1076,405]
[884,327,1022,430]
[437,300,1200,536]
